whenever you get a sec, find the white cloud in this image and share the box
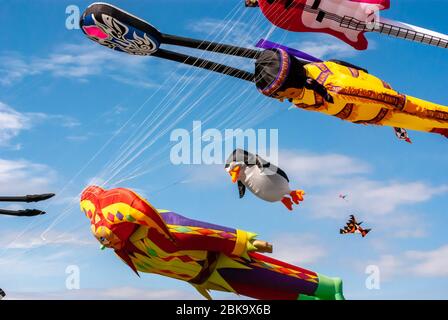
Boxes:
[366,254,402,281]
[406,245,448,277]
[289,38,357,60]
[0,158,56,195]
[181,164,227,186]
[273,150,447,218]
[368,245,448,280]
[267,150,446,238]
[377,213,427,239]
[66,135,89,142]
[0,43,161,88]
[273,234,327,265]
[0,230,94,250]
[0,101,80,146]
[0,53,30,85]
[309,181,448,219]
[29,113,80,128]
[0,251,70,277]
[188,18,357,61]
[0,102,31,145]
[188,19,258,48]
[182,150,446,234]
[278,150,370,186]
[5,287,195,300]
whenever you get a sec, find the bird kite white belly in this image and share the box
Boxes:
[225,149,305,211]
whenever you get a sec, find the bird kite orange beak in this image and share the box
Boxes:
[229,166,241,183]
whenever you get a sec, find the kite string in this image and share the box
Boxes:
[96,4,253,185]
[7,2,285,257]
[36,1,249,238]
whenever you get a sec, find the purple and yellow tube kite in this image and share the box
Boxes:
[81,186,344,300]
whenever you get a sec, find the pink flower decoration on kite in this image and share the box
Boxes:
[83,26,109,40]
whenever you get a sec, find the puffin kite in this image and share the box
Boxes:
[225,149,305,211]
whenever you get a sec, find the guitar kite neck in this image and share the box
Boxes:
[341,16,448,49]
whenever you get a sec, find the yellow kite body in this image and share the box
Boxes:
[277,61,448,137]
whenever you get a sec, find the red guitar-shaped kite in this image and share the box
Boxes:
[251,0,448,50]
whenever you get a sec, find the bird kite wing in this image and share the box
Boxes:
[238,181,247,198]
[349,215,357,225]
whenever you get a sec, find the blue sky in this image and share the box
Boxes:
[0,0,447,300]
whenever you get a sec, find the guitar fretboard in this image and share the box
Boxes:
[264,0,448,49]
[341,16,448,49]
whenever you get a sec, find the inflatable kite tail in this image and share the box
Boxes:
[217,253,345,300]
[402,95,448,137]
[298,275,345,301]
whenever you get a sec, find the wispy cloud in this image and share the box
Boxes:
[30,113,80,128]
[407,245,448,277]
[0,101,80,146]
[245,149,446,239]
[0,102,31,146]
[66,135,89,142]
[367,244,448,281]
[188,19,257,48]
[0,230,94,250]
[188,17,358,61]
[289,37,358,60]
[5,287,195,300]
[0,250,71,277]
[0,43,162,88]
[308,181,448,219]
[276,150,447,221]
[273,234,327,266]
[278,150,370,186]
[0,158,56,195]
[183,151,447,228]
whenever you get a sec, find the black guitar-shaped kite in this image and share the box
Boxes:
[0,194,55,217]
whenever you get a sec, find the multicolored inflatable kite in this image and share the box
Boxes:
[254,47,448,140]
[80,3,448,141]
[250,0,448,50]
[80,186,345,300]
